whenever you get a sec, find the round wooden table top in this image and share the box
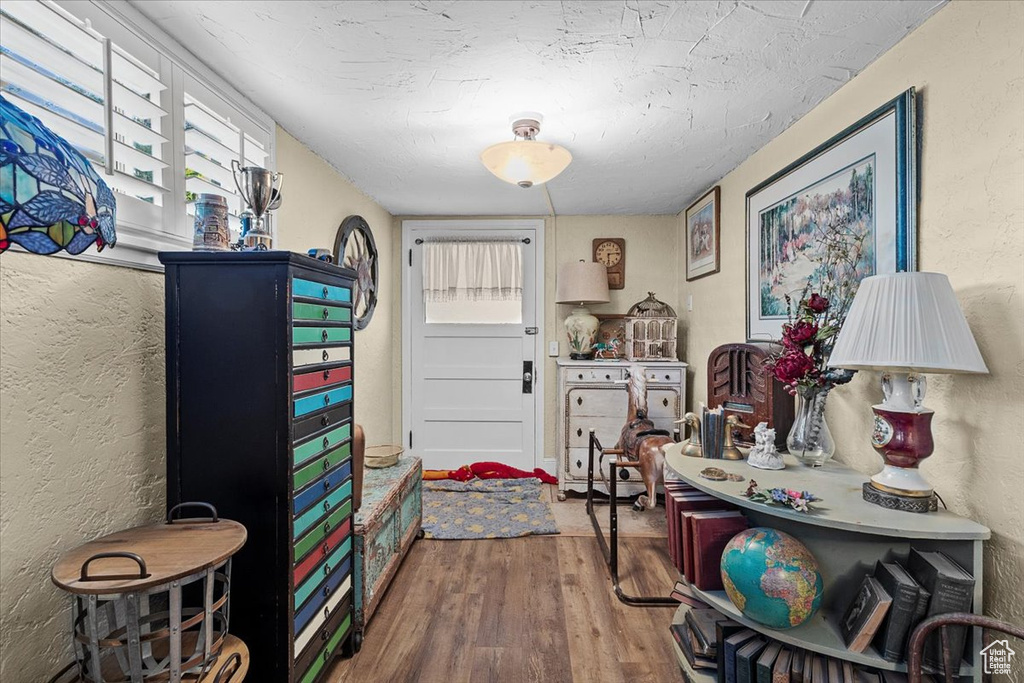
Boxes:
[51,519,246,595]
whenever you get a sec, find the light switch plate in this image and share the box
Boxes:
[548,341,559,357]
[687,294,693,312]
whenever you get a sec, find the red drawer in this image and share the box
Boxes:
[294,366,352,393]
[295,518,351,585]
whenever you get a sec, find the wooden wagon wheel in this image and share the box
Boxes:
[333,215,378,331]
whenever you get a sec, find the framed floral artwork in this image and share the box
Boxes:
[685,186,720,281]
[746,88,918,342]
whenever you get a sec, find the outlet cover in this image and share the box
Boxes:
[548,341,559,357]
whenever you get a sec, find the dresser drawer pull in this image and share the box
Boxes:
[322,350,329,362]
[321,329,329,342]
[665,374,671,380]
[323,542,330,555]
[321,415,330,427]
[578,373,583,379]
[322,286,329,299]
[324,521,331,534]
[663,398,669,407]
[323,650,330,662]
[576,459,582,469]
[321,629,329,642]
[324,606,330,620]
[324,479,331,492]
[323,585,332,597]
[606,374,611,380]
[323,436,330,449]
[324,394,331,406]
[322,307,330,320]
[576,428,582,437]
[324,563,331,575]
[324,369,331,380]
[576,397,583,406]
[323,500,331,513]
[323,459,331,472]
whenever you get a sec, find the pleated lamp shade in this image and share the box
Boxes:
[828,272,988,374]
[555,261,610,305]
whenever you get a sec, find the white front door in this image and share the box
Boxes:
[403,220,544,472]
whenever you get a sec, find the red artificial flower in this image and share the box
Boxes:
[803,293,830,313]
[783,320,818,346]
[772,351,815,384]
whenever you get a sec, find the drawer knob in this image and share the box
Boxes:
[578,373,583,379]
[576,428,582,437]
[324,479,331,491]
[321,415,330,427]
[323,650,330,661]
[665,375,670,380]
[324,521,331,534]
[324,369,331,381]
[322,307,330,320]
[321,329,329,342]
[576,459,582,469]
[323,459,331,472]
[323,542,330,555]
[323,501,331,512]
[324,585,332,597]
[324,394,331,406]
[323,436,330,449]
[576,397,583,406]
[324,563,331,575]
[322,350,329,362]
[322,286,329,298]
[663,398,669,407]
[323,606,330,620]
[321,630,329,642]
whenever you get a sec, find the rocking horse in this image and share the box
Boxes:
[585,365,678,607]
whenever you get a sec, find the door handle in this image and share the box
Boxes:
[522,361,533,394]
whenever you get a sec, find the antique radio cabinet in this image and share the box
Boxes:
[162,252,356,683]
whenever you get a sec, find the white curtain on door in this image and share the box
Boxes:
[422,241,523,303]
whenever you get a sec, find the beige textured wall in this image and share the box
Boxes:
[275,127,397,444]
[390,214,677,461]
[0,255,166,680]
[677,0,1024,621]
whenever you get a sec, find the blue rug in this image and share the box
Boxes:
[422,477,559,539]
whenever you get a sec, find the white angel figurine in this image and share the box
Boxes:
[747,421,785,470]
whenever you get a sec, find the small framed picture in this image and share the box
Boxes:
[685,186,721,281]
[594,314,626,360]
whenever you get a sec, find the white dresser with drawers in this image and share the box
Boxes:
[555,359,688,499]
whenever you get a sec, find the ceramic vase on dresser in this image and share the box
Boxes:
[555,359,687,499]
[162,252,357,683]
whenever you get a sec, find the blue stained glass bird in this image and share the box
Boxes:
[0,94,116,255]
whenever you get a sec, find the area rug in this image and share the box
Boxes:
[422,477,559,539]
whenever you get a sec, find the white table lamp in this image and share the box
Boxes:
[828,272,988,512]
[556,260,610,359]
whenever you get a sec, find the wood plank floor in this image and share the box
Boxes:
[325,535,683,683]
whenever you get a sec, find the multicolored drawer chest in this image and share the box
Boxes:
[161,252,356,682]
[352,456,422,648]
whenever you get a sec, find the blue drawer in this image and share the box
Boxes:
[294,461,352,516]
[294,480,352,539]
[294,553,352,635]
[293,278,351,303]
[294,536,352,610]
[294,385,352,418]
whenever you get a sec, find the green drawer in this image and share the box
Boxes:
[294,444,351,491]
[293,424,350,468]
[293,302,351,323]
[293,326,351,345]
[298,614,351,683]
[294,500,352,563]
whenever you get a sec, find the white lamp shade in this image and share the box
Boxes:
[555,261,610,305]
[480,140,572,187]
[828,272,988,374]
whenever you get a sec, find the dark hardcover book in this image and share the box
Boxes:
[692,511,748,590]
[666,484,678,568]
[811,655,826,683]
[872,560,921,662]
[672,623,716,669]
[686,608,729,656]
[789,648,805,683]
[736,638,768,683]
[772,647,792,683]
[841,661,855,683]
[755,641,783,683]
[802,651,814,683]
[827,659,841,683]
[840,576,893,652]
[672,579,712,609]
[907,548,975,670]
[723,629,757,683]
[716,620,745,682]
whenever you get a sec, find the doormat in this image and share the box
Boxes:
[422,478,559,539]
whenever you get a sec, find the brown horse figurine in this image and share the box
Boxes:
[617,366,675,511]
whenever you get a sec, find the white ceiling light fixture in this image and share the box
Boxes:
[480,113,572,189]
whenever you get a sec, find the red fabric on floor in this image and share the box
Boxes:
[422,461,557,485]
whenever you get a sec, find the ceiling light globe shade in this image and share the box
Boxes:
[480,140,572,188]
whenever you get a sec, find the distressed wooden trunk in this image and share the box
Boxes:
[353,456,422,643]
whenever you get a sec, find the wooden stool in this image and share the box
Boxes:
[50,503,248,682]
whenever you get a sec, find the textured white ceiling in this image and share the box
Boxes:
[133,0,943,216]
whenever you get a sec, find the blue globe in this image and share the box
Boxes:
[720,527,823,629]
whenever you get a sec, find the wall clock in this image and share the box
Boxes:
[593,238,625,289]
[333,215,378,331]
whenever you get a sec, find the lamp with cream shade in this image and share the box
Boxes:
[828,272,988,512]
[556,260,610,360]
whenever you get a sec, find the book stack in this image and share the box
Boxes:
[701,405,727,459]
[664,481,748,591]
[670,608,737,674]
[838,549,976,667]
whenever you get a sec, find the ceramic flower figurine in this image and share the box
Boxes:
[747,421,785,470]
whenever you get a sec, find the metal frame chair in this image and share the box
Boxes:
[585,428,678,607]
[906,612,1023,683]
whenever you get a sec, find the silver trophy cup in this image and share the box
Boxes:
[232,160,283,250]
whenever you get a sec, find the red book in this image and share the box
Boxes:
[690,511,748,591]
[677,498,735,581]
[664,482,694,568]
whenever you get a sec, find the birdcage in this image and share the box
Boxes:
[625,292,677,361]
